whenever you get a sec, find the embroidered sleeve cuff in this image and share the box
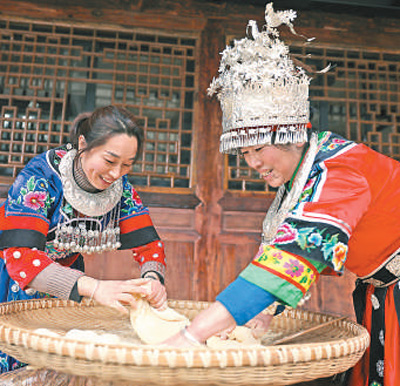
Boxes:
[142,270,164,284]
[2,247,53,290]
[239,244,324,308]
[132,240,166,282]
[216,277,276,326]
[28,263,85,300]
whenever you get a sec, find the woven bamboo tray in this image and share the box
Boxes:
[0,298,369,386]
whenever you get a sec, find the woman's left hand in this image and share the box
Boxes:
[245,312,273,338]
[162,301,236,347]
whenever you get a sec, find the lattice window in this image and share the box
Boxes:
[226,43,400,192]
[0,18,197,189]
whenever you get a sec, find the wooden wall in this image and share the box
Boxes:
[1,0,399,321]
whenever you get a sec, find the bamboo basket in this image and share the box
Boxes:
[0,298,369,386]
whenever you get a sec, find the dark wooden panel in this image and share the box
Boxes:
[0,0,208,32]
[163,240,196,300]
[83,250,140,281]
[216,242,260,293]
[222,211,265,233]
[191,18,226,302]
[302,269,356,320]
[83,238,197,301]
[143,207,199,300]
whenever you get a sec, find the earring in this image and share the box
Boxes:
[78,135,87,151]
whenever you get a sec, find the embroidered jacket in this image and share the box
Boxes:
[0,146,166,290]
[237,131,400,308]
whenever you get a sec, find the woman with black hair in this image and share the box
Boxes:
[164,4,400,386]
[0,105,167,372]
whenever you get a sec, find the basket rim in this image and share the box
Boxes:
[0,298,370,369]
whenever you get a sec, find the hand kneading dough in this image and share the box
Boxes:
[206,326,262,348]
[130,298,189,345]
[229,326,261,345]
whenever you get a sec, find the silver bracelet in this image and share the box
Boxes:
[181,327,203,346]
[89,280,100,303]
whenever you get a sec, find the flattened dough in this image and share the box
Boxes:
[34,328,122,344]
[206,326,262,348]
[130,298,189,345]
[65,329,122,344]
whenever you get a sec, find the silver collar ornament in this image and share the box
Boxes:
[54,149,123,254]
[262,132,318,244]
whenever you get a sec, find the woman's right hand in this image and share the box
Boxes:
[141,278,167,310]
[77,276,152,314]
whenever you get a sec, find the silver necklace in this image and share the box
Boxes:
[73,155,100,193]
[59,149,123,217]
[262,133,318,244]
[54,149,123,254]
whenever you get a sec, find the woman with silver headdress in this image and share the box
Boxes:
[164,3,400,386]
[0,105,167,372]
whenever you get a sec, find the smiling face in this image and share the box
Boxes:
[79,133,138,190]
[240,142,306,188]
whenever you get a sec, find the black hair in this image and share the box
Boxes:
[69,105,144,162]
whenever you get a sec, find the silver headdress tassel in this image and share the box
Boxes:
[208,2,312,154]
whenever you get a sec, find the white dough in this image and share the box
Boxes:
[229,326,261,345]
[206,326,262,348]
[130,298,189,345]
[34,328,61,338]
[65,329,122,344]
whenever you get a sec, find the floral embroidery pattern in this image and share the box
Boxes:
[320,135,351,152]
[284,259,304,278]
[61,202,74,217]
[274,223,297,243]
[12,177,54,215]
[24,191,47,210]
[55,149,67,159]
[0,352,26,373]
[0,356,8,369]
[331,242,347,271]
[298,176,317,203]
[121,185,143,215]
[253,245,318,293]
[273,222,348,271]
[45,241,72,261]
[54,149,67,165]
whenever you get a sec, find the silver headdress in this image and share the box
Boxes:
[208,2,311,154]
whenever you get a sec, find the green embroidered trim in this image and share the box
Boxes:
[240,264,304,308]
[240,247,328,308]
[287,146,307,191]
